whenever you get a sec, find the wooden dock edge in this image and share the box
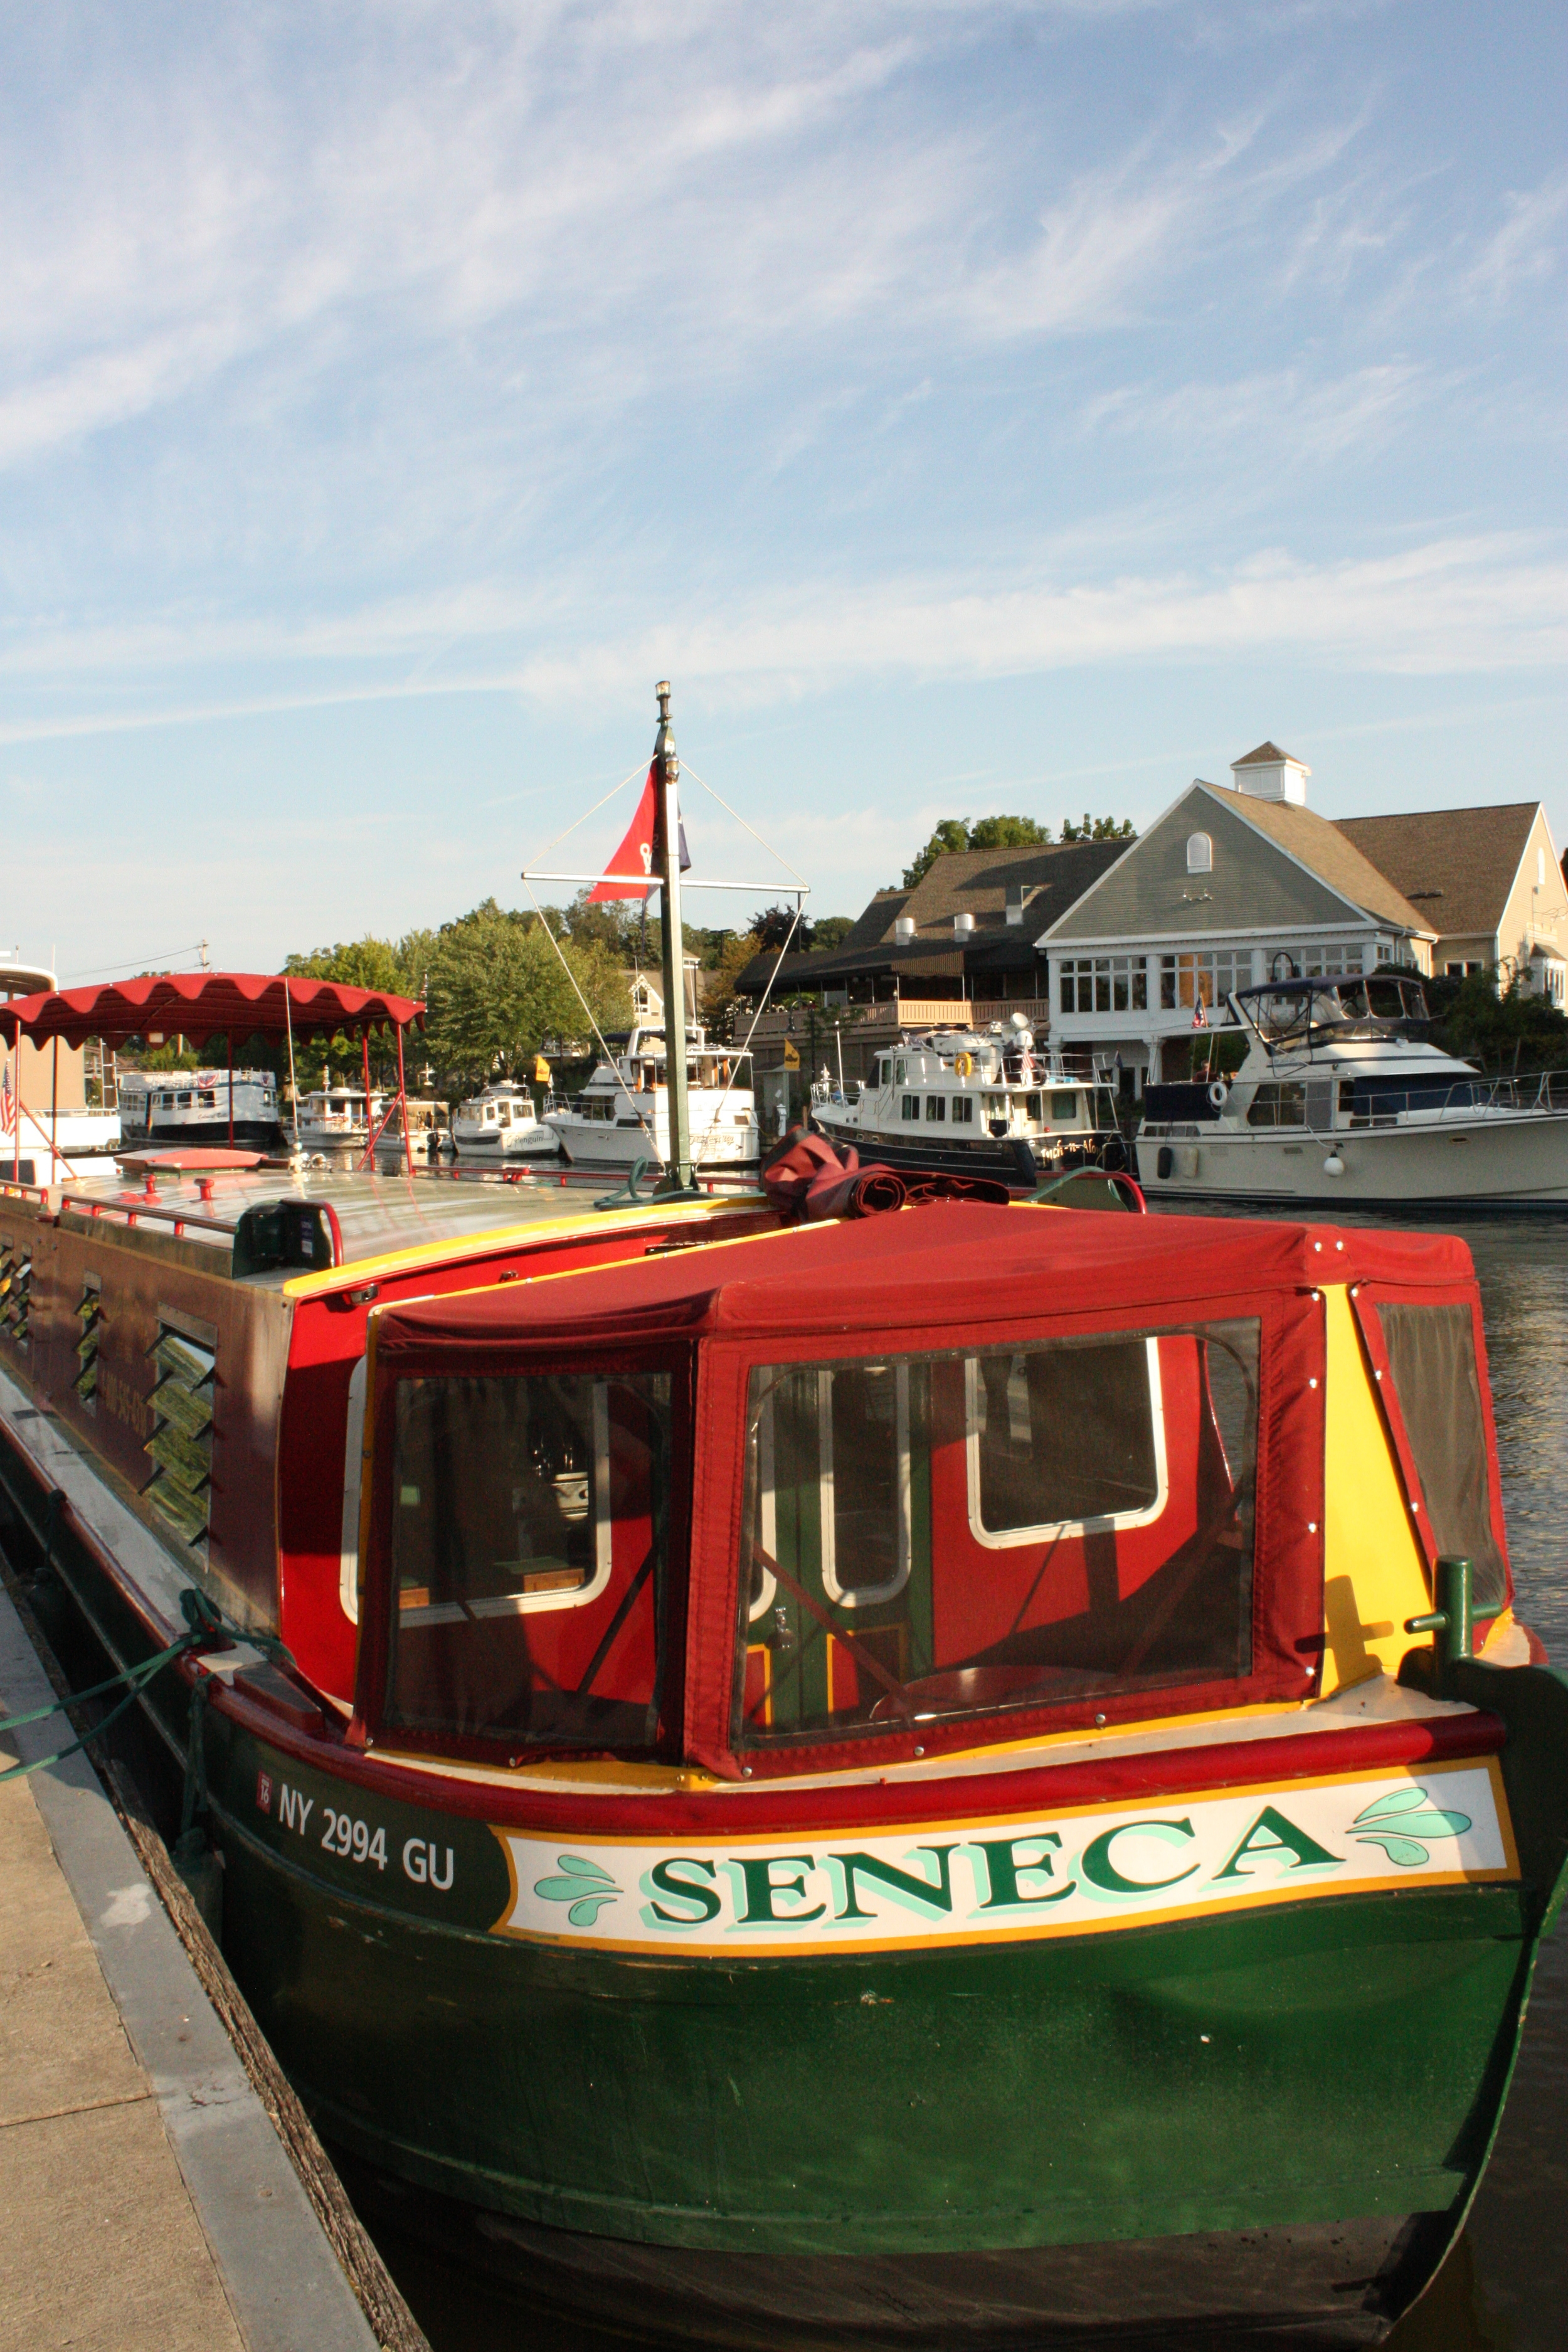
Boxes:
[0,1560,430,2352]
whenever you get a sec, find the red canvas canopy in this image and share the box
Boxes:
[0,972,423,1050]
[368,1199,1476,1365]
[359,1201,1493,1780]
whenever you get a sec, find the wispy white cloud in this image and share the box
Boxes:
[0,532,1560,751]
[1464,171,1568,305]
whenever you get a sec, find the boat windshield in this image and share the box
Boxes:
[383,1370,671,1754]
[1237,975,1429,1043]
[734,1320,1258,1750]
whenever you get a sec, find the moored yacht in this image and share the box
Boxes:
[118,1066,281,1148]
[1135,972,1568,1207]
[296,1081,384,1152]
[450,1079,560,1160]
[812,1015,1126,1185]
[545,1024,758,1173]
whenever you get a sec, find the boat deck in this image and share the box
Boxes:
[15,1160,766,1287]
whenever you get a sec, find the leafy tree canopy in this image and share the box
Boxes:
[1060,813,1136,842]
[899,813,1065,887]
[1427,968,1568,1073]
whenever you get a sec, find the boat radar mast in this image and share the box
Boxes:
[651,680,699,1199]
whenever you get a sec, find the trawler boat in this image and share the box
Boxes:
[1136,973,1568,1207]
[545,1025,758,1173]
[296,1081,383,1153]
[450,1079,559,1160]
[812,1017,1126,1185]
[119,1067,280,1149]
[4,731,1567,2348]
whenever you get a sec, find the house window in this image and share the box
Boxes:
[1159,951,1249,1011]
[1445,961,1483,978]
[1059,956,1147,1015]
[1186,832,1213,874]
[1295,943,1364,979]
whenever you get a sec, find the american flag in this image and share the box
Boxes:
[0,1066,13,1137]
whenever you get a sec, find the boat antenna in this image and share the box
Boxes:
[652,681,700,1198]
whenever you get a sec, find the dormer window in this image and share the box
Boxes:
[1187,832,1213,875]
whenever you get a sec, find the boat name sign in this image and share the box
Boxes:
[492,1761,1512,1956]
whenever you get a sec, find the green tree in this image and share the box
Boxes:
[812,915,856,951]
[967,815,1052,852]
[704,930,766,1037]
[423,902,625,1083]
[899,814,1056,887]
[1060,813,1136,842]
[1428,968,1568,1073]
[901,818,973,888]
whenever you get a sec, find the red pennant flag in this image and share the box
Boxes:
[588,767,658,901]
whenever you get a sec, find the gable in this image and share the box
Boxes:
[1044,788,1373,944]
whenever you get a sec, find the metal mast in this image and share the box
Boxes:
[652,681,697,1195]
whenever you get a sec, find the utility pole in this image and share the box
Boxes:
[652,682,697,1195]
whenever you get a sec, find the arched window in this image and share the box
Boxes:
[1186,832,1213,874]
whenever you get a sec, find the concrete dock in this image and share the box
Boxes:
[0,1587,384,2352]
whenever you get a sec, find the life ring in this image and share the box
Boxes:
[955,1051,974,1078]
[1207,1080,1227,1110]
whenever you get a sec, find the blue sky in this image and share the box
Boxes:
[1,1,1565,977]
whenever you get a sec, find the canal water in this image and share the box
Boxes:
[366,1210,1568,2352]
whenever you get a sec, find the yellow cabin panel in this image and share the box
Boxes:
[1321,1283,1433,1694]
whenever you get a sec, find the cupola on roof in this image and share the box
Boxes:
[1231,741,1310,807]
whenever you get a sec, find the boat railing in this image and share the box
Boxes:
[60,1191,238,1245]
[56,1190,346,1264]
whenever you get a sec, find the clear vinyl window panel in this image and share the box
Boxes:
[384,1370,670,1752]
[736,1322,1259,1750]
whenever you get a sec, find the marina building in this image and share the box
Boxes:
[736,741,1568,1108]
[1041,744,1435,1091]
[1336,801,1568,1003]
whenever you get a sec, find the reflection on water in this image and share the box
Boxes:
[369,1214,1568,2352]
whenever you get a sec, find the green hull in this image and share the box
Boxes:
[194,1707,1552,2352]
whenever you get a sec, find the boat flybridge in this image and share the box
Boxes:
[544,1024,758,1174]
[3,723,1567,2349]
[450,1078,558,1160]
[812,1012,1125,1185]
[1136,972,1568,1207]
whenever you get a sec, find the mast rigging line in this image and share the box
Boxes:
[517,877,662,1170]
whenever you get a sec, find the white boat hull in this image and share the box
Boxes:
[451,1126,561,1159]
[549,1110,758,1173]
[1136,1110,1568,1207]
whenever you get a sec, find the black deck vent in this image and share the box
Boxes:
[144,1323,215,1550]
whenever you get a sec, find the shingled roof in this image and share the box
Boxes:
[1335,804,1539,942]
[1200,785,1432,934]
[736,838,1128,995]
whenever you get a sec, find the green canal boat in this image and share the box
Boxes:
[0,702,1565,2346]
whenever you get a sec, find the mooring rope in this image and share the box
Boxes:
[0,1585,290,1785]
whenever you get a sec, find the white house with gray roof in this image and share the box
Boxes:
[1039,744,1436,1090]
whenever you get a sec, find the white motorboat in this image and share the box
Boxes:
[812,1015,1126,1185]
[117,1067,280,1149]
[296,1082,383,1152]
[545,1026,758,1173]
[450,1080,559,1160]
[1136,972,1568,1207]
